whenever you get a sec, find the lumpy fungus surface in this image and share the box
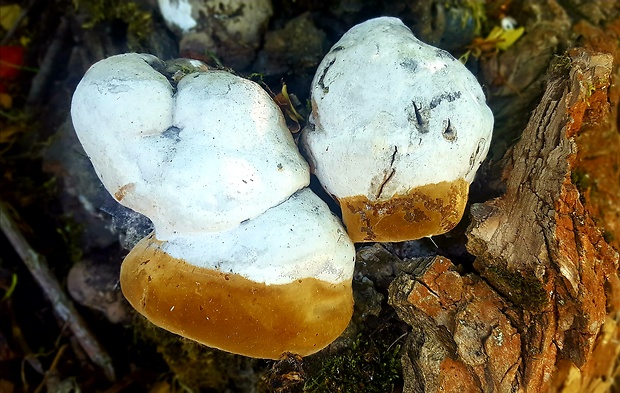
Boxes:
[71,53,356,358]
[302,17,494,242]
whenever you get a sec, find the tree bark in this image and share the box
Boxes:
[389,48,620,393]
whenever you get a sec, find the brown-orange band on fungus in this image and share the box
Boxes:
[339,179,469,242]
[120,233,354,359]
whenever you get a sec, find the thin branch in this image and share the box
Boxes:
[0,201,116,381]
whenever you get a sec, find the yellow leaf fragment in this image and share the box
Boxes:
[0,4,22,31]
[0,93,12,109]
[496,27,524,51]
[281,84,303,122]
[19,36,31,47]
[486,26,504,41]
[486,25,525,51]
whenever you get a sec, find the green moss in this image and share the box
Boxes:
[484,265,549,311]
[462,0,487,36]
[602,230,616,244]
[584,81,597,101]
[304,334,402,393]
[74,0,153,50]
[552,54,573,71]
[55,219,84,264]
[133,317,262,391]
[571,170,592,192]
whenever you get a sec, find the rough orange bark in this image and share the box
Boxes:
[389,47,619,393]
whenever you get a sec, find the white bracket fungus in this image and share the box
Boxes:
[158,0,273,39]
[158,0,197,33]
[302,17,494,243]
[72,53,308,238]
[71,53,355,359]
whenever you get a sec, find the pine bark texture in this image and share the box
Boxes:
[389,47,620,393]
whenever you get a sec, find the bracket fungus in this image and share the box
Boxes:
[71,53,355,359]
[302,17,494,243]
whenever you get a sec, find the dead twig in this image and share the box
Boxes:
[26,16,70,105]
[0,201,116,381]
[33,344,68,393]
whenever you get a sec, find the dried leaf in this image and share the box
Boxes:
[0,125,22,145]
[0,93,12,109]
[494,26,525,50]
[0,5,21,31]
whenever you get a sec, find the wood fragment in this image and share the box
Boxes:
[389,48,620,393]
[0,201,116,382]
[389,256,520,393]
[467,48,619,391]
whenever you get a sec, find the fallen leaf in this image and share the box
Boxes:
[0,92,12,108]
[0,5,21,31]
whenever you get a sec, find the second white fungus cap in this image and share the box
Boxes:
[302,17,494,201]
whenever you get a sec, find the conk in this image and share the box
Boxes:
[302,17,494,243]
[71,53,355,359]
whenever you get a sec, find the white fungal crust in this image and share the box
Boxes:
[162,188,355,285]
[71,53,309,239]
[302,17,494,201]
[158,0,197,32]
[158,0,273,43]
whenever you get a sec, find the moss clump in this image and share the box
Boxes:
[602,230,615,244]
[571,170,592,192]
[462,0,487,36]
[74,0,153,50]
[552,54,573,71]
[134,316,263,391]
[304,334,402,393]
[484,265,549,311]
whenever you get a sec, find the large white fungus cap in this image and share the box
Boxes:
[71,53,309,239]
[71,53,356,359]
[302,17,494,243]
